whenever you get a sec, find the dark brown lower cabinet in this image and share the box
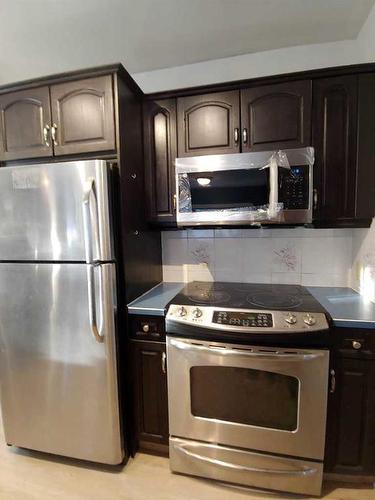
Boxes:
[130,339,169,456]
[325,335,375,475]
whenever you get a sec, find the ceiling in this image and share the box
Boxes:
[0,0,374,85]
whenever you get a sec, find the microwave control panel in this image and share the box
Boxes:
[279,165,309,210]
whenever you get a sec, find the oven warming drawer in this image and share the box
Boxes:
[170,437,323,496]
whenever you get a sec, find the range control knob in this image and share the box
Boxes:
[192,308,203,318]
[177,306,187,317]
[303,314,316,326]
[285,313,297,325]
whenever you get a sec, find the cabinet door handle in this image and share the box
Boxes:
[234,128,239,144]
[161,352,167,374]
[242,128,248,144]
[313,188,318,210]
[330,369,336,394]
[352,340,362,350]
[51,123,58,146]
[173,193,177,212]
[43,125,51,147]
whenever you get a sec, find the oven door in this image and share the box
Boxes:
[167,337,329,460]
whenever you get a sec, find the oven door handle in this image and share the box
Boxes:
[169,338,324,361]
[174,443,317,477]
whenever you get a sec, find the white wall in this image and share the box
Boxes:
[351,219,375,301]
[357,3,375,61]
[162,228,353,287]
[133,40,360,93]
[133,4,375,93]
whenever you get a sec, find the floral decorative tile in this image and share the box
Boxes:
[272,241,300,272]
[190,244,211,264]
[188,239,214,267]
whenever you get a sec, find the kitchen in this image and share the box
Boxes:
[0,1,375,499]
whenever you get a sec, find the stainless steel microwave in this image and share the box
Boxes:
[175,147,314,227]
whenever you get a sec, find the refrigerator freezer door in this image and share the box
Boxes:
[0,262,123,464]
[0,160,114,262]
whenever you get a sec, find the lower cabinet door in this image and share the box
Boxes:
[325,356,375,474]
[130,340,169,455]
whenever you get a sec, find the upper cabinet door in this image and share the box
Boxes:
[312,76,358,223]
[355,74,375,221]
[241,80,312,152]
[50,75,115,156]
[177,91,240,156]
[143,99,177,224]
[0,87,53,161]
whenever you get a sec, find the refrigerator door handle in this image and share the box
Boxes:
[82,177,101,264]
[87,264,104,343]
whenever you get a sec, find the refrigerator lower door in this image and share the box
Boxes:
[0,160,114,261]
[0,262,123,464]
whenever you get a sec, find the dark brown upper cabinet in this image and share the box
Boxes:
[143,99,177,224]
[356,73,375,221]
[50,75,115,156]
[177,90,240,156]
[312,76,358,225]
[0,75,115,162]
[240,80,312,152]
[0,87,53,161]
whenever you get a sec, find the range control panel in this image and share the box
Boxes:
[166,304,330,334]
[213,311,273,328]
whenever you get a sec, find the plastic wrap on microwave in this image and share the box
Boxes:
[179,174,193,213]
[176,147,314,224]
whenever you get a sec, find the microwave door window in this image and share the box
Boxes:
[187,169,269,212]
[190,366,299,431]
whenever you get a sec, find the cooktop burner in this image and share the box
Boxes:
[186,282,231,305]
[247,292,303,310]
[170,281,325,313]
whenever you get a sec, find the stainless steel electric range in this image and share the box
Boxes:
[165,282,331,497]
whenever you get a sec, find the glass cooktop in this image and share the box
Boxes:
[169,281,327,313]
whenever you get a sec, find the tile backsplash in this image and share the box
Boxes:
[162,227,354,287]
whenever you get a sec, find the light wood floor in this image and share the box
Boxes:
[0,420,373,500]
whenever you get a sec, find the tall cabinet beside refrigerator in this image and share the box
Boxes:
[0,160,126,464]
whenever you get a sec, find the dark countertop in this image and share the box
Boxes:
[307,287,375,329]
[127,282,184,316]
[127,282,375,329]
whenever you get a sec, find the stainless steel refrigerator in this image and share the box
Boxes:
[0,160,123,464]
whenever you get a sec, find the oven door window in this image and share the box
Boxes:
[181,169,269,212]
[190,366,299,431]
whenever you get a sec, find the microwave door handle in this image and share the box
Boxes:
[174,444,317,477]
[169,338,324,361]
[82,177,100,264]
[268,156,279,218]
